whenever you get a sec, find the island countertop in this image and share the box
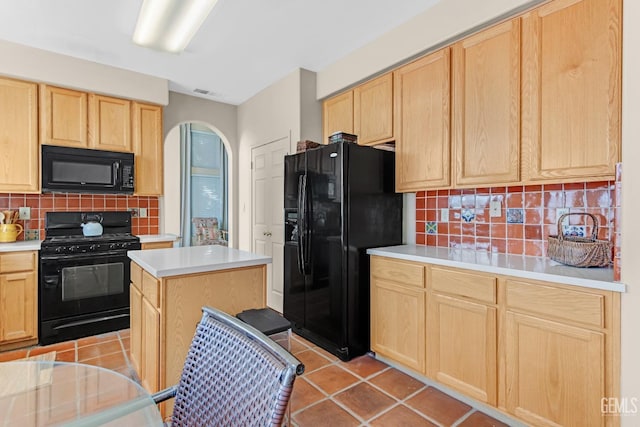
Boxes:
[128,245,271,278]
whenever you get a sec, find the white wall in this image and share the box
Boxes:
[620,0,640,423]
[317,0,542,98]
[0,40,167,105]
[236,68,322,251]
[162,91,238,246]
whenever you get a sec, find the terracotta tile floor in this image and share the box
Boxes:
[0,329,135,380]
[0,331,514,426]
[288,334,511,427]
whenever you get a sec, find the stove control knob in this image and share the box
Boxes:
[109,243,117,250]
[55,247,64,254]
[121,242,129,249]
[89,244,97,251]
[68,245,79,253]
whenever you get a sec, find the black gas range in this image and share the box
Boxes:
[39,211,140,345]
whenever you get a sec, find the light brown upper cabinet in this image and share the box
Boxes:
[89,94,132,152]
[452,19,521,187]
[354,73,394,146]
[394,48,451,192]
[521,0,621,183]
[322,91,353,144]
[40,85,88,148]
[132,102,163,196]
[0,77,39,193]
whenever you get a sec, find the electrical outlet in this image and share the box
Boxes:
[489,201,501,218]
[18,207,30,220]
[440,208,449,222]
[557,208,570,226]
[128,208,139,217]
[139,208,148,218]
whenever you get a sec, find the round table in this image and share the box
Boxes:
[0,361,163,426]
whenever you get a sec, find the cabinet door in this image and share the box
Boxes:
[89,94,132,152]
[394,49,451,192]
[0,271,37,343]
[354,73,394,146]
[453,19,521,186]
[141,297,160,393]
[427,293,497,405]
[322,91,353,144]
[132,102,163,195]
[505,311,605,427]
[129,283,142,376]
[522,0,621,182]
[40,85,88,148]
[371,278,425,373]
[0,77,38,193]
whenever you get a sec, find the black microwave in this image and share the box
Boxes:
[42,145,135,194]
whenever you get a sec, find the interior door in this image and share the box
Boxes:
[252,136,290,313]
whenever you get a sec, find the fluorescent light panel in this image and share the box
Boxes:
[133,0,218,53]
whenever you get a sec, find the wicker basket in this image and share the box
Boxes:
[547,212,612,267]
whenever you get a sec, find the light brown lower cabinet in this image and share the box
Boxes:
[0,251,38,350]
[371,257,426,373]
[129,261,266,417]
[370,256,620,427]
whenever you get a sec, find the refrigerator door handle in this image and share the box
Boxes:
[296,174,305,275]
[302,174,311,274]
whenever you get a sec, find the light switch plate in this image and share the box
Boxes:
[139,207,148,218]
[440,208,449,222]
[489,201,501,217]
[18,207,30,220]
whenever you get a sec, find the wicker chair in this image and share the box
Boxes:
[152,306,304,426]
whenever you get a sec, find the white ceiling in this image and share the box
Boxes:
[0,0,441,105]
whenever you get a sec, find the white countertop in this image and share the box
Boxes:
[128,245,272,278]
[136,233,178,244]
[0,240,41,252]
[367,245,625,293]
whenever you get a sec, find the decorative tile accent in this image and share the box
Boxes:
[563,225,586,238]
[426,222,437,234]
[506,208,524,224]
[461,209,475,223]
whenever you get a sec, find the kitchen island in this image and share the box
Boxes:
[127,245,271,416]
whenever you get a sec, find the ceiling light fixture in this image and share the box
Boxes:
[133,0,219,53]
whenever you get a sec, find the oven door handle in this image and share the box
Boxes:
[43,275,59,288]
[40,250,133,262]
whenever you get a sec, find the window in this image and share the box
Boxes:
[180,123,228,246]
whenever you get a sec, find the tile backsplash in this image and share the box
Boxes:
[0,193,160,240]
[416,181,618,259]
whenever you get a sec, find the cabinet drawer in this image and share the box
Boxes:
[142,270,160,308]
[131,262,142,291]
[430,267,496,304]
[0,251,36,273]
[371,257,425,288]
[506,280,604,328]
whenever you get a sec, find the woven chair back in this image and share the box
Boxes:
[170,306,303,426]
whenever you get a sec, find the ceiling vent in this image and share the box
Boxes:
[193,88,211,95]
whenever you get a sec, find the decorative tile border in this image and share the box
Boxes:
[0,193,160,240]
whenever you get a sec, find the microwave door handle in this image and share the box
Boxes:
[113,162,120,187]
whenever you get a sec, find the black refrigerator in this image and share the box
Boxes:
[283,141,402,361]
